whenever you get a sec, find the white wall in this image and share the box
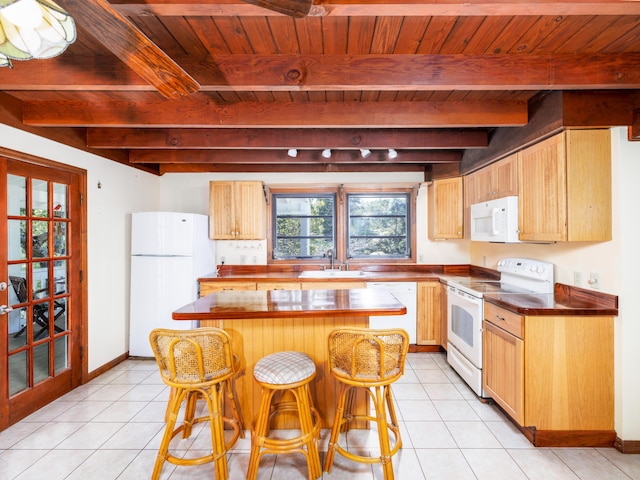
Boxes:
[469,127,639,440]
[158,172,470,266]
[0,124,160,371]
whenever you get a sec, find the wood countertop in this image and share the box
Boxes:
[483,283,618,316]
[172,288,407,321]
[198,271,443,283]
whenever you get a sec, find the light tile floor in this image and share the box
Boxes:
[1,352,639,479]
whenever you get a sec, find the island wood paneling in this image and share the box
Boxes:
[201,315,368,430]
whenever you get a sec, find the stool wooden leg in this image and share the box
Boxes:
[153,387,185,480]
[225,378,245,439]
[207,384,230,480]
[323,384,351,473]
[373,386,394,480]
[247,388,276,480]
[294,384,322,479]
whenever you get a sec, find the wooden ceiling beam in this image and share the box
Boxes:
[129,149,461,163]
[86,127,488,149]
[157,163,427,174]
[5,54,640,91]
[22,100,527,128]
[111,0,640,17]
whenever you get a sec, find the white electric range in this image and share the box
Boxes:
[445,258,554,397]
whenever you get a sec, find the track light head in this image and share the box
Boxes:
[321,149,332,159]
[360,149,371,159]
[388,148,398,159]
[287,148,298,158]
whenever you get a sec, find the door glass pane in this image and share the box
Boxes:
[54,298,68,332]
[33,303,50,340]
[7,307,27,349]
[53,222,67,256]
[32,178,48,217]
[33,343,50,384]
[54,336,68,374]
[7,174,26,216]
[9,351,28,396]
[32,220,49,258]
[53,183,67,218]
[32,262,49,300]
[7,220,26,261]
[53,260,67,294]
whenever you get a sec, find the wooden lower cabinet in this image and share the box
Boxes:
[300,281,366,290]
[199,281,256,297]
[483,302,614,446]
[256,282,301,290]
[416,281,441,345]
[483,320,524,424]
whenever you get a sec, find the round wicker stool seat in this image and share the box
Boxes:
[323,328,410,480]
[247,351,322,480]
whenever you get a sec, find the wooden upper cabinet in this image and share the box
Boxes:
[471,154,519,203]
[209,181,266,240]
[518,130,611,242]
[428,177,463,240]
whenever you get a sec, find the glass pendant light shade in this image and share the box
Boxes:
[0,0,76,67]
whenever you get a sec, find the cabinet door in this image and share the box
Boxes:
[199,281,257,297]
[463,174,477,239]
[440,283,448,349]
[483,321,524,425]
[518,134,567,242]
[416,282,441,345]
[474,167,494,202]
[234,181,266,239]
[209,181,236,239]
[256,282,301,290]
[494,154,518,198]
[428,177,463,239]
[300,281,366,290]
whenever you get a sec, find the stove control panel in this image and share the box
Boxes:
[497,257,554,287]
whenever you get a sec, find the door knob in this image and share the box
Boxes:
[0,305,14,315]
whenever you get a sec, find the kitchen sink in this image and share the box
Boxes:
[298,269,367,278]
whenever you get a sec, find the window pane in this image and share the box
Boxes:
[32,178,48,217]
[32,220,49,258]
[53,221,67,256]
[7,174,26,216]
[53,183,67,218]
[7,219,27,261]
[273,195,335,259]
[9,351,28,396]
[347,194,410,259]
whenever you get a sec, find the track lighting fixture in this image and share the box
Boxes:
[321,149,332,159]
[388,148,398,159]
[287,148,298,158]
[360,149,371,159]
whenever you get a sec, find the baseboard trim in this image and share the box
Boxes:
[409,344,443,353]
[614,437,640,453]
[86,352,129,382]
[525,428,616,448]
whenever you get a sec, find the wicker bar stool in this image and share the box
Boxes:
[149,327,244,480]
[323,327,410,480]
[247,351,322,480]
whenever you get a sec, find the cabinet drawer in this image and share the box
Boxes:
[200,282,257,297]
[484,302,523,338]
[257,282,301,290]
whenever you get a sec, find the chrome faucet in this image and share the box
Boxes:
[326,249,335,270]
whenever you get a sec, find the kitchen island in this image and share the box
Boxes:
[172,288,407,429]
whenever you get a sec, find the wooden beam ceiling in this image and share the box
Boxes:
[5,54,640,92]
[85,128,488,149]
[111,0,640,17]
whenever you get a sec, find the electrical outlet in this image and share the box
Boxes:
[240,255,247,264]
[588,272,600,289]
[573,271,583,287]
[220,256,225,264]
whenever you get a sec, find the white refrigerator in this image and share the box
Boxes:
[129,211,215,357]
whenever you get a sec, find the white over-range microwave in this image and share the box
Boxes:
[470,195,522,243]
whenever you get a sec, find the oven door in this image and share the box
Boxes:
[446,285,483,368]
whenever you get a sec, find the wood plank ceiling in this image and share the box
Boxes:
[2,0,640,176]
